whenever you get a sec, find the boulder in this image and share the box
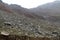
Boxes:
[4,22,12,26]
[1,31,9,36]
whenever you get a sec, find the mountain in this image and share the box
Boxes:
[8,4,45,19]
[0,0,60,40]
[31,1,60,16]
[29,1,60,22]
[0,1,38,18]
[0,1,13,13]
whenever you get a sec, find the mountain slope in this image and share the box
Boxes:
[31,1,60,16]
[29,1,60,22]
[0,2,13,13]
[8,4,44,19]
[0,9,60,37]
[0,1,60,40]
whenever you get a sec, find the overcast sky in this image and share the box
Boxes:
[2,0,55,9]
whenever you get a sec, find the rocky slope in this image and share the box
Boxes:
[0,0,60,40]
[0,8,60,40]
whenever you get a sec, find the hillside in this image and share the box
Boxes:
[0,0,60,40]
[31,1,60,16]
[29,0,60,22]
[0,9,60,40]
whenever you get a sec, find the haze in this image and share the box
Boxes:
[2,0,55,9]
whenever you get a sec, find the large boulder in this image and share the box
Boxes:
[1,31,10,36]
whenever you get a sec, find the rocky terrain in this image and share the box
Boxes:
[0,0,60,40]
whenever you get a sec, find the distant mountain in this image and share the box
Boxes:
[0,1,38,18]
[8,4,43,18]
[29,1,60,22]
[31,1,60,16]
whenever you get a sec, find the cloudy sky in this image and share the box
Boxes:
[2,0,55,9]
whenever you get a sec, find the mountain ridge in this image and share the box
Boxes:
[30,1,60,16]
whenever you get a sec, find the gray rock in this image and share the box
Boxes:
[1,31,10,36]
[4,22,12,26]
